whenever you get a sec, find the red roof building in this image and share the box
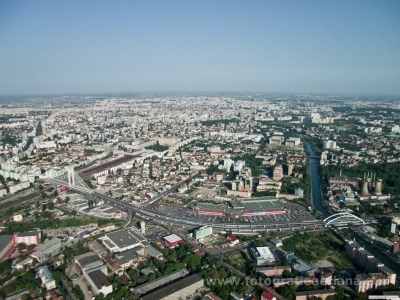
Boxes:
[163,234,184,248]
[261,291,276,300]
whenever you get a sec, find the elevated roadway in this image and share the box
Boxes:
[42,173,375,232]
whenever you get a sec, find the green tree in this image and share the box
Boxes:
[17,243,27,251]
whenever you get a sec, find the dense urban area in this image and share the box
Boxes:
[0,94,399,300]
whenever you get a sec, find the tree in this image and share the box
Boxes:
[17,243,27,251]
[42,204,47,211]
[65,196,70,203]
[48,202,54,210]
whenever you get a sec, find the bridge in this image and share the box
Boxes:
[323,211,365,227]
[41,167,369,231]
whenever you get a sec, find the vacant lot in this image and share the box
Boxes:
[190,188,217,198]
[282,230,356,268]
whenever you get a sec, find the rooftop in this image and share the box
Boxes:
[141,274,203,300]
[132,268,189,295]
[104,227,145,250]
[87,269,111,289]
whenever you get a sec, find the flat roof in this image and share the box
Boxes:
[105,227,145,250]
[141,274,203,300]
[295,289,336,296]
[88,240,107,256]
[256,247,275,260]
[87,269,111,289]
[133,268,189,295]
[0,235,13,251]
[163,234,184,244]
[35,238,61,251]
[17,232,38,237]
[77,254,100,267]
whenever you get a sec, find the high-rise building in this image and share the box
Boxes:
[273,165,283,181]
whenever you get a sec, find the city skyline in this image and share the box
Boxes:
[1,0,400,96]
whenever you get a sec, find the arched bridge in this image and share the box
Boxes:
[323,212,365,227]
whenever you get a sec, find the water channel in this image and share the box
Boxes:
[305,141,330,217]
[304,140,400,274]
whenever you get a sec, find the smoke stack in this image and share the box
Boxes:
[366,177,371,190]
[374,178,382,195]
[360,181,369,197]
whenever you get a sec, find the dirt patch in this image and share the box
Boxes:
[314,259,334,268]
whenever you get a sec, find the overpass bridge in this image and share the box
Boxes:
[41,168,372,232]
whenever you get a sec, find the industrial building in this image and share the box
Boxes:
[141,274,204,300]
[249,247,277,266]
[132,268,190,295]
[163,234,184,248]
[0,235,14,260]
[74,251,112,296]
[86,269,113,296]
[194,226,212,240]
[102,227,146,253]
[194,197,287,217]
[32,238,62,260]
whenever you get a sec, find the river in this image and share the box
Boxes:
[304,140,400,275]
[305,142,330,218]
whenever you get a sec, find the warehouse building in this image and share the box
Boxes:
[163,234,184,248]
[141,274,204,300]
[102,227,146,253]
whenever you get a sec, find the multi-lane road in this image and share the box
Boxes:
[43,167,378,233]
[44,179,378,233]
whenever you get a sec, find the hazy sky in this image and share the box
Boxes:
[0,0,399,95]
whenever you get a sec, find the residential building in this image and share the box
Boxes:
[37,265,56,291]
[14,231,41,246]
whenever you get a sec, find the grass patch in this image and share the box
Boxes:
[282,230,356,268]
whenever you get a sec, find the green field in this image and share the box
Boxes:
[282,230,357,268]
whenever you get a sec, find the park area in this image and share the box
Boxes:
[282,230,356,269]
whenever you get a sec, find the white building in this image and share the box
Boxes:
[250,247,277,266]
[285,137,301,147]
[37,265,56,291]
[269,136,285,145]
[13,213,23,222]
[323,140,337,150]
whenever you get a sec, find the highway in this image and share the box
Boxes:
[43,171,377,232]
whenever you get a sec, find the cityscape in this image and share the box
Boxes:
[1,1,399,300]
[0,95,399,300]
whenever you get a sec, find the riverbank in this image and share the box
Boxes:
[304,140,330,218]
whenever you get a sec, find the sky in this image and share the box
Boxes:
[0,0,399,96]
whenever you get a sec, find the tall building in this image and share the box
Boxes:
[391,218,399,234]
[273,165,283,181]
[287,163,294,176]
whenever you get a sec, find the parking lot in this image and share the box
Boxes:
[155,200,316,224]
